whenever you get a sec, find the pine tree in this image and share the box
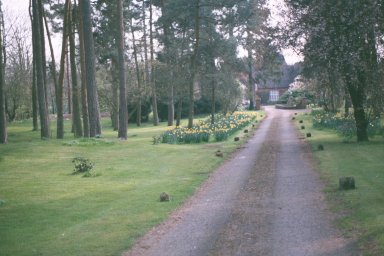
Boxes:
[32,0,50,139]
[80,0,101,137]
[117,0,128,139]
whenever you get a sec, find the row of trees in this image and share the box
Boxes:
[283,0,384,141]
[0,0,289,143]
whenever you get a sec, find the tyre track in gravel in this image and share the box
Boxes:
[123,107,358,256]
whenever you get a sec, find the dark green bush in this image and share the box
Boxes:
[72,157,94,174]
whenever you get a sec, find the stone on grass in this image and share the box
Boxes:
[215,150,223,157]
[234,137,240,142]
[299,120,303,123]
[317,144,324,151]
[306,132,311,138]
[301,125,305,130]
[244,129,249,133]
[292,117,296,120]
[339,177,355,190]
[160,192,170,202]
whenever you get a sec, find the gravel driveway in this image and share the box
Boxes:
[123,107,358,256]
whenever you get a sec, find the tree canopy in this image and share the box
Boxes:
[283,0,384,141]
[0,0,299,142]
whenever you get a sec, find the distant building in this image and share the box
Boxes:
[256,62,302,104]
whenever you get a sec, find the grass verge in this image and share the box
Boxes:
[295,112,384,256]
[0,112,263,256]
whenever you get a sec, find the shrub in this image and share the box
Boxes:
[72,157,94,176]
[278,88,315,105]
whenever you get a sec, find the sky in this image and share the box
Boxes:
[2,0,27,13]
[1,0,302,65]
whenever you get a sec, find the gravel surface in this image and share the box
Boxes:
[123,107,358,256]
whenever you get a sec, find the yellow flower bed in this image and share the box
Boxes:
[160,112,258,144]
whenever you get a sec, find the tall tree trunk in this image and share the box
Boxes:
[111,59,119,131]
[247,39,254,110]
[38,0,48,112]
[80,0,101,137]
[211,78,216,125]
[66,53,72,115]
[137,90,142,126]
[43,9,58,115]
[143,0,159,126]
[32,53,39,131]
[344,87,351,118]
[69,3,83,138]
[56,0,70,139]
[29,1,38,131]
[142,0,149,97]
[346,72,369,142]
[32,0,50,139]
[188,0,200,129]
[130,26,142,127]
[77,3,89,137]
[366,25,380,118]
[168,82,174,126]
[161,0,176,126]
[149,0,159,126]
[176,99,182,127]
[0,1,6,144]
[117,0,128,139]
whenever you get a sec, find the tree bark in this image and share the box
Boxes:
[188,0,200,129]
[117,0,128,140]
[211,77,216,125]
[32,0,50,139]
[111,59,119,131]
[247,31,255,110]
[366,24,380,118]
[43,8,58,116]
[0,1,6,144]
[30,0,38,130]
[130,25,142,127]
[149,0,159,126]
[168,82,174,126]
[176,99,182,127]
[66,53,72,115]
[32,51,39,131]
[56,0,70,139]
[77,3,89,137]
[160,0,176,127]
[346,72,369,142]
[69,3,83,138]
[38,0,48,112]
[80,0,101,137]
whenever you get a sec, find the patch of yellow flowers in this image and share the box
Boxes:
[160,111,258,144]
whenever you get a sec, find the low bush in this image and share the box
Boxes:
[72,157,94,177]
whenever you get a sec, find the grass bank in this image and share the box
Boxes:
[295,112,384,255]
[0,112,263,256]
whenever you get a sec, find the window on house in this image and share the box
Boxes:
[269,90,279,102]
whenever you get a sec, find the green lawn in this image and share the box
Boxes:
[296,113,384,256]
[0,114,262,256]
